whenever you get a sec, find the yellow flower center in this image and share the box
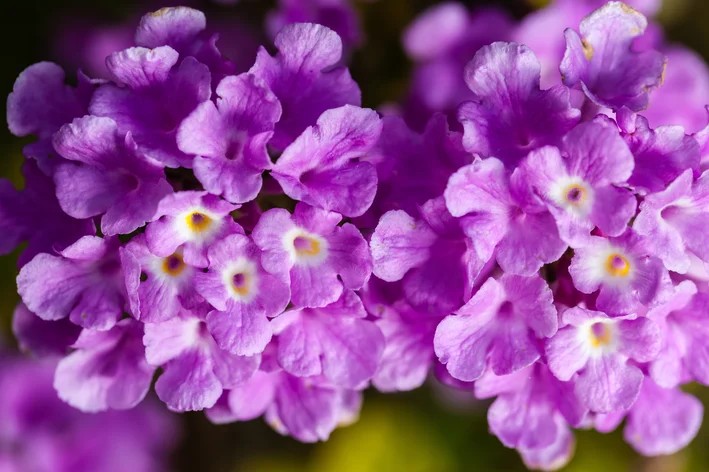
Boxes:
[564,184,587,205]
[232,272,251,297]
[605,254,630,277]
[294,235,321,257]
[590,322,612,348]
[162,254,186,277]
[186,212,212,233]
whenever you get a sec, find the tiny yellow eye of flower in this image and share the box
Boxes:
[294,235,320,257]
[186,212,212,232]
[162,254,186,276]
[605,254,630,277]
[564,184,586,205]
[590,322,612,348]
[232,273,250,296]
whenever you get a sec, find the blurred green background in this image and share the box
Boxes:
[2,0,709,470]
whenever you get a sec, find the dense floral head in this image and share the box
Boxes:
[4,1,709,467]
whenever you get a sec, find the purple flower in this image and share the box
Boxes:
[646,281,709,387]
[402,4,513,127]
[6,62,92,174]
[267,0,363,51]
[121,234,200,323]
[372,302,442,392]
[271,105,381,218]
[52,115,173,236]
[560,2,666,111]
[364,113,472,223]
[546,306,660,412]
[634,169,709,273]
[435,273,558,382]
[596,377,703,456]
[520,121,636,246]
[12,303,81,358]
[177,73,281,203]
[89,46,212,168]
[457,42,580,167]
[475,364,585,471]
[54,319,155,412]
[194,233,290,356]
[17,236,125,331]
[0,161,94,267]
[250,23,360,150]
[208,367,362,443]
[620,113,700,194]
[265,373,362,442]
[253,203,372,309]
[371,197,480,315]
[144,310,259,412]
[134,6,235,78]
[569,230,666,315]
[206,370,275,425]
[644,46,709,133]
[272,290,384,388]
[445,157,567,276]
[145,191,243,268]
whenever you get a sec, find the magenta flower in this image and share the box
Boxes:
[54,319,154,412]
[195,233,290,356]
[569,230,666,315]
[177,73,282,203]
[435,273,558,382]
[253,202,372,308]
[52,116,172,236]
[145,191,243,268]
[445,157,567,276]
[457,42,580,167]
[546,306,660,412]
[646,281,709,388]
[144,310,259,412]
[561,1,666,111]
[7,62,92,174]
[250,23,361,150]
[520,121,636,246]
[634,169,709,273]
[271,105,382,218]
[620,113,700,194]
[89,46,211,168]
[17,236,125,331]
[134,6,235,78]
[272,291,384,388]
[596,377,703,456]
[121,234,201,323]
[475,364,586,471]
[364,113,472,223]
[371,197,481,315]
[372,302,442,392]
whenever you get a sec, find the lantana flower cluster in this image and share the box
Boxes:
[5,1,709,469]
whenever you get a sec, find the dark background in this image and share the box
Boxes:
[1,1,709,470]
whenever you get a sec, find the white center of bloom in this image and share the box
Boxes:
[148,251,192,285]
[282,228,328,267]
[177,206,223,244]
[222,257,259,303]
[578,319,618,357]
[549,176,594,217]
[588,246,636,287]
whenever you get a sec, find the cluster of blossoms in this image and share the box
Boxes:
[0,351,176,471]
[6,0,709,469]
